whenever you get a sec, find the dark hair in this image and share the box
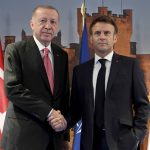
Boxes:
[89,15,118,35]
[32,5,59,18]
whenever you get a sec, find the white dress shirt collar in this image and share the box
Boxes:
[33,36,52,53]
[94,51,114,64]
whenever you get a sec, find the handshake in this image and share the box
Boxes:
[47,109,67,132]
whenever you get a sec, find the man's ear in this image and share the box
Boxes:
[30,20,34,30]
[113,34,117,44]
[90,36,93,44]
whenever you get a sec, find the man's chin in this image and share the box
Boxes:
[98,48,107,52]
[42,37,53,42]
[40,39,53,46]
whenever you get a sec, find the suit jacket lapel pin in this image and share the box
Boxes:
[116,59,119,63]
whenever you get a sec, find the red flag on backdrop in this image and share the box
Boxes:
[0,39,8,142]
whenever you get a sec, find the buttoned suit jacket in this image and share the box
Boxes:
[69,53,149,150]
[1,37,70,150]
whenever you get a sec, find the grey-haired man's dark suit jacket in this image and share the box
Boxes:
[0,37,70,150]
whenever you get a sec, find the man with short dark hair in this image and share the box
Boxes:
[68,15,149,150]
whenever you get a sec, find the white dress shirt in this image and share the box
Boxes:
[93,51,114,104]
[33,36,54,72]
[33,36,54,116]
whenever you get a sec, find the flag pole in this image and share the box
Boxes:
[81,0,86,28]
[102,0,104,7]
[121,0,123,15]
[72,1,90,149]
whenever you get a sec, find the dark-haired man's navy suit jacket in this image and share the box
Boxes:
[69,53,149,150]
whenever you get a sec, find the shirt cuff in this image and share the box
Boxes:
[47,108,53,118]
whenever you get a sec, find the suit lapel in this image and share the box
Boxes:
[51,44,61,96]
[28,37,52,94]
[106,53,120,96]
[87,59,95,110]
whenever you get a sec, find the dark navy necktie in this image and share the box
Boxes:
[95,59,106,129]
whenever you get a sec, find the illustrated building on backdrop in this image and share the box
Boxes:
[3,6,150,96]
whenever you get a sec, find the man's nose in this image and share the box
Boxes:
[99,32,106,39]
[45,21,52,29]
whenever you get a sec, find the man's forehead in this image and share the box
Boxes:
[38,14,58,20]
[35,8,58,17]
[92,23,115,30]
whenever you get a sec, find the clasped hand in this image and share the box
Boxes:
[47,109,67,132]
